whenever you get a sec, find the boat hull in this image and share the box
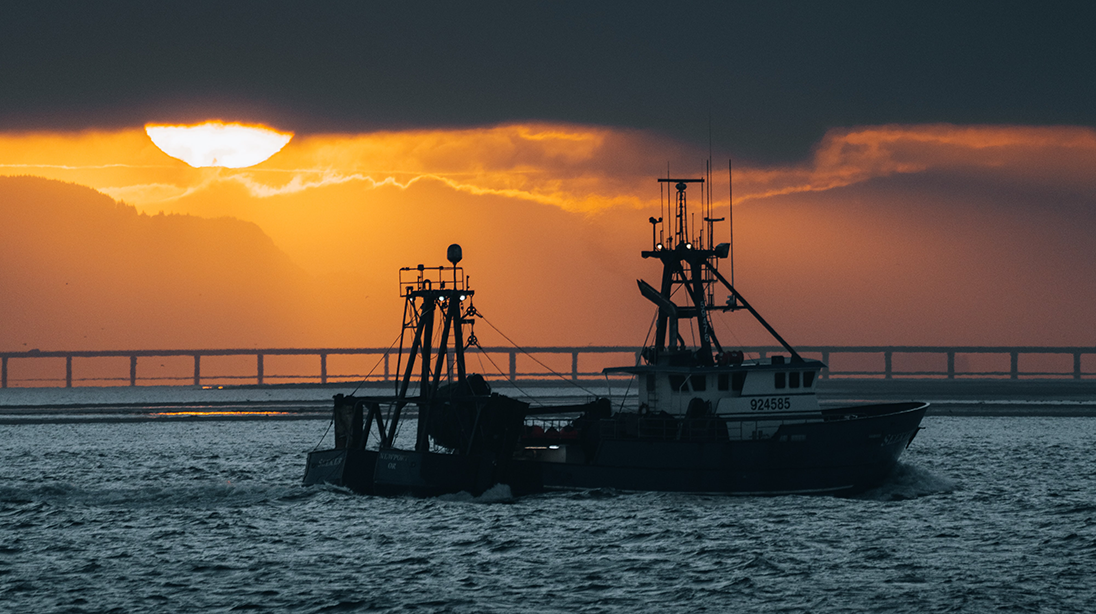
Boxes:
[520,402,928,496]
[303,447,542,497]
[303,448,379,495]
[305,402,927,497]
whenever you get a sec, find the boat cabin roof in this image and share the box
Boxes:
[603,357,826,376]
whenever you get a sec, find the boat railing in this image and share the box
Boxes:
[4,345,1096,388]
[594,415,731,442]
[522,418,582,441]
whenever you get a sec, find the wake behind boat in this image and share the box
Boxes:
[304,174,927,496]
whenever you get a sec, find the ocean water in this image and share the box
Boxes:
[2,415,1094,613]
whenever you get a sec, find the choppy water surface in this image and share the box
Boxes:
[2,415,1095,613]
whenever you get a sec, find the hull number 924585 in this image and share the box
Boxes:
[750,397,792,411]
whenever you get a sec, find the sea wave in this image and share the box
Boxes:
[855,462,958,501]
[0,481,314,509]
[2,416,1094,613]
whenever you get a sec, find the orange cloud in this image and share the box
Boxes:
[4,122,1094,217]
[733,124,1096,204]
[3,122,1096,351]
[0,124,694,213]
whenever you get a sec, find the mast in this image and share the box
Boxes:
[383,245,475,449]
[647,178,712,361]
[639,175,801,365]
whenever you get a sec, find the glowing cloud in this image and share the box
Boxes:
[145,121,293,168]
[731,124,1096,205]
[4,123,1096,215]
[4,123,1096,350]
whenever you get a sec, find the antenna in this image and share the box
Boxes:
[728,159,734,287]
[660,176,664,247]
[708,113,714,250]
[665,162,670,247]
[706,158,713,250]
[705,159,711,249]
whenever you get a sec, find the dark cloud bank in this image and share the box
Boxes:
[3,1,1095,161]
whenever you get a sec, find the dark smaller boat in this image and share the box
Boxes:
[303,244,603,496]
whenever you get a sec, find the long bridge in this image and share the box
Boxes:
[3,345,1096,388]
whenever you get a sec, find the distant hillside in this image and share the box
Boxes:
[0,176,319,350]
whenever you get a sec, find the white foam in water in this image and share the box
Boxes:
[436,483,514,503]
[476,483,514,502]
[857,462,958,501]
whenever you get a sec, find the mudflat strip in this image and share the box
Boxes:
[818,379,1096,416]
[3,379,1096,421]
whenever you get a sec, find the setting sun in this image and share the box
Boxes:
[145,121,293,168]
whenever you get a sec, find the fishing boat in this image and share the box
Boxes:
[302,244,603,496]
[303,175,927,496]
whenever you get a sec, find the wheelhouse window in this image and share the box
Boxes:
[804,371,815,387]
[646,374,656,391]
[690,375,707,391]
[669,374,688,392]
[774,372,786,389]
[717,373,729,391]
[789,371,800,388]
[731,372,746,392]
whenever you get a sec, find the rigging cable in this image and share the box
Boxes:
[313,330,404,452]
[469,340,537,405]
[310,419,334,452]
[475,312,600,397]
[613,310,658,413]
[348,331,404,397]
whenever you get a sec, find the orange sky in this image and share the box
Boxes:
[2,122,1096,351]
